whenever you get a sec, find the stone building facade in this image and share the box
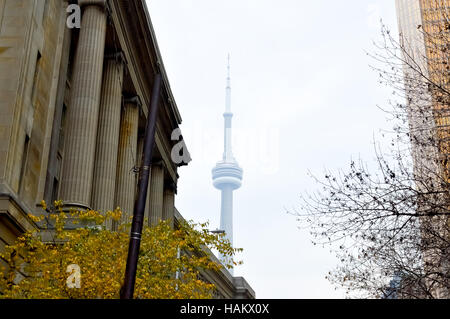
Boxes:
[0,0,254,299]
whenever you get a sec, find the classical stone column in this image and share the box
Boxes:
[59,0,107,210]
[136,135,152,223]
[114,97,140,227]
[91,53,125,227]
[148,162,164,226]
[162,182,176,228]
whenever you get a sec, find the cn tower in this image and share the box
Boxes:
[212,55,243,275]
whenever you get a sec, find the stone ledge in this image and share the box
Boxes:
[0,193,37,234]
[78,0,107,8]
[233,276,256,299]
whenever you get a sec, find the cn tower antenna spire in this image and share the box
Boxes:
[225,54,231,113]
[223,55,233,161]
[227,54,230,79]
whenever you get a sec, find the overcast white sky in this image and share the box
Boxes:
[146,0,399,298]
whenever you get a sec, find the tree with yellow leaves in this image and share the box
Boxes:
[0,201,241,299]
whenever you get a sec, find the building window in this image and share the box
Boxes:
[58,104,67,154]
[19,135,30,194]
[31,51,42,109]
[51,177,59,204]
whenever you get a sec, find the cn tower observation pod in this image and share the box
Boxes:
[212,161,243,191]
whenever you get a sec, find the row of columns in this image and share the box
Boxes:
[58,0,175,229]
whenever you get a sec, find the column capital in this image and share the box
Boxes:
[165,181,177,194]
[105,51,127,65]
[152,160,165,169]
[78,0,107,8]
[123,95,142,108]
